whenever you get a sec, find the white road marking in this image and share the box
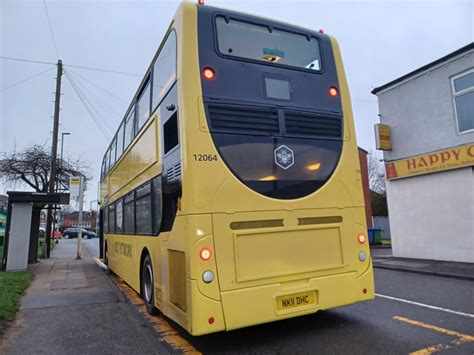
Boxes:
[375,293,474,319]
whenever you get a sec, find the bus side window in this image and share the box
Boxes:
[152,31,176,112]
[115,198,123,234]
[163,112,179,154]
[136,183,152,235]
[152,176,162,235]
[124,192,135,234]
[124,108,135,150]
[109,204,116,234]
[104,206,109,234]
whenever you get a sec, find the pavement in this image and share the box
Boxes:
[0,239,170,355]
[371,247,474,281]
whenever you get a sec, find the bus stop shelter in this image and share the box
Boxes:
[1,191,69,271]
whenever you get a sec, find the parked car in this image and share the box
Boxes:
[39,226,62,239]
[63,227,96,239]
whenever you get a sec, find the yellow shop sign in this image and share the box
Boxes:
[385,143,474,180]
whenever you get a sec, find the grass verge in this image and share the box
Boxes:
[0,271,33,335]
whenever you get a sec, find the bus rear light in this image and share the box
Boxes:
[363,288,368,294]
[359,251,367,262]
[357,233,366,244]
[198,0,204,5]
[329,86,338,97]
[208,317,215,324]
[202,270,214,283]
[203,67,215,80]
[199,247,212,261]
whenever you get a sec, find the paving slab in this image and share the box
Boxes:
[0,239,170,355]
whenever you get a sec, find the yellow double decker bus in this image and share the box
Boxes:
[100,2,374,336]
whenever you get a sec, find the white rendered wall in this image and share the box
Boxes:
[387,167,474,263]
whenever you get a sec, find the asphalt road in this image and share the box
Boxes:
[84,239,474,354]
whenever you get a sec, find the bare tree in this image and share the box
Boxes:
[368,150,386,194]
[0,144,90,193]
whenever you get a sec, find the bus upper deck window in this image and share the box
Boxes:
[215,16,322,72]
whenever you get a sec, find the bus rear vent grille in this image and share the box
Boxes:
[285,111,342,138]
[166,162,181,181]
[298,216,343,225]
[208,104,279,135]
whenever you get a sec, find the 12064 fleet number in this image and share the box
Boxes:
[193,154,218,162]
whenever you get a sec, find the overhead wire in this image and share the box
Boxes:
[67,69,123,119]
[65,70,109,137]
[66,71,113,137]
[42,0,60,59]
[64,70,112,139]
[64,63,141,77]
[1,66,55,92]
[0,56,56,66]
[66,68,129,104]
[0,56,141,77]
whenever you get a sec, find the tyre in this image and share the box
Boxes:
[83,234,88,239]
[64,234,70,239]
[141,254,158,315]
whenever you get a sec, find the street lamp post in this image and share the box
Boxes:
[60,132,71,165]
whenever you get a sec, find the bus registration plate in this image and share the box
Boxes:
[276,291,316,311]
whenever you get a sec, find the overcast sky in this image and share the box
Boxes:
[1,0,473,207]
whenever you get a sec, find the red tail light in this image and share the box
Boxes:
[357,233,366,244]
[329,86,338,97]
[199,247,212,261]
[203,67,215,80]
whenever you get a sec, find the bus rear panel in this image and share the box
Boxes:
[182,5,374,334]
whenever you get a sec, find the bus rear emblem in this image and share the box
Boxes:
[275,145,294,169]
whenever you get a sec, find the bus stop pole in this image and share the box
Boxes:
[76,177,84,260]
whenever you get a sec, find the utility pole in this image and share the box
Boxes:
[45,59,63,258]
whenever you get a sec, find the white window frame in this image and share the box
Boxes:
[451,68,474,134]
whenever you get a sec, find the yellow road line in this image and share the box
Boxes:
[111,274,201,354]
[394,316,474,354]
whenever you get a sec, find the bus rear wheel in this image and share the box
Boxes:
[141,254,158,315]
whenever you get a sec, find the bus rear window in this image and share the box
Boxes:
[215,16,322,71]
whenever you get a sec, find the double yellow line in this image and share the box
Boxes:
[394,316,474,354]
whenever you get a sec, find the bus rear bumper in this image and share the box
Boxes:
[220,266,374,331]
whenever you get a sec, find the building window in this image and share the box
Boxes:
[452,70,474,133]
